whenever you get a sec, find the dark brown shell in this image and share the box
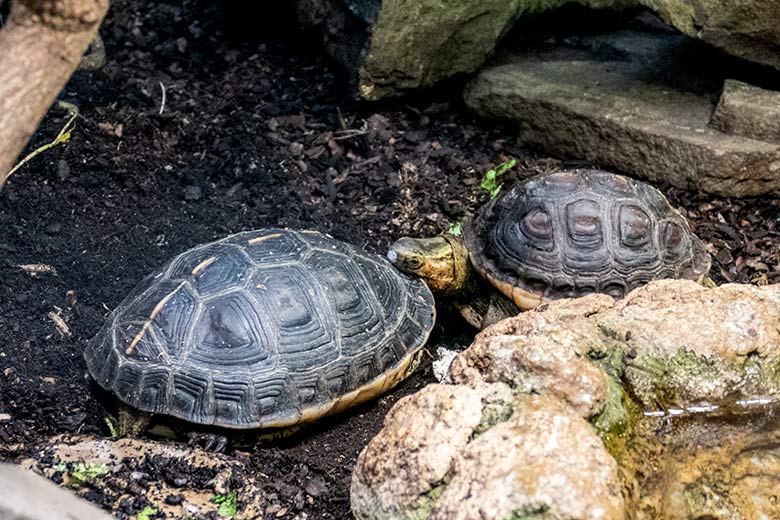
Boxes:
[464,170,711,305]
[84,229,435,429]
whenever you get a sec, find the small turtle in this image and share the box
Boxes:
[388,170,711,328]
[84,229,434,448]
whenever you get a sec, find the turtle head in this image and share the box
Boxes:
[387,235,470,297]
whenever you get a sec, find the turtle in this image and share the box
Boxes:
[84,228,435,449]
[388,169,711,329]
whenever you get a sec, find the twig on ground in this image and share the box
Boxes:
[6,101,79,181]
[159,82,166,115]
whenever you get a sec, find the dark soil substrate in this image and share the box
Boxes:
[1,1,778,518]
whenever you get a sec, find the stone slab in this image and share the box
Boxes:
[711,79,780,144]
[0,463,111,520]
[464,29,780,196]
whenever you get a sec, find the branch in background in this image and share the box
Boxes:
[0,0,109,189]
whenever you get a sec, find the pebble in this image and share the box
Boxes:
[45,222,62,235]
[183,185,202,201]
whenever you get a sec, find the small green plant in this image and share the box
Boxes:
[105,417,119,440]
[447,221,462,236]
[213,491,238,517]
[136,505,158,520]
[479,158,516,199]
[55,462,109,487]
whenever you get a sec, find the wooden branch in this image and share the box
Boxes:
[0,0,108,188]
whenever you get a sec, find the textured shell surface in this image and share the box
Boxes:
[84,229,435,429]
[464,170,711,301]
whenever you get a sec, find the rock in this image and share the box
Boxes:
[641,0,780,72]
[351,393,625,520]
[449,295,612,418]
[599,280,780,410]
[352,279,780,519]
[433,396,624,520]
[631,408,780,519]
[298,0,525,99]
[299,1,780,100]
[351,383,512,519]
[710,79,780,143]
[0,463,112,519]
[183,184,202,201]
[464,28,780,197]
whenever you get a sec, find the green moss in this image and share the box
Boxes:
[407,481,448,520]
[631,348,723,408]
[505,504,551,519]
[474,398,514,437]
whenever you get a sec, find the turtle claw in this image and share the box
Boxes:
[187,432,228,453]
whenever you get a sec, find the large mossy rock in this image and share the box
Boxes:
[299,0,780,100]
[642,0,780,71]
[352,280,780,519]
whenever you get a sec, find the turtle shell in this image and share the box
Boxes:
[84,229,435,429]
[463,170,711,309]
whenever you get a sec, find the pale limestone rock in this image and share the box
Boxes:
[449,294,613,418]
[432,396,624,520]
[351,383,512,519]
[599,280,780,408]
[352,280,780,519]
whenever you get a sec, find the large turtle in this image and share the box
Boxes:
[84,229,435,448]
[388,170,711,329]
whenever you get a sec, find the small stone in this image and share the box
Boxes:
[57,160,70,181]
[45,222,62,235]
[305,477,328,497]
[289,142,305,156]
[0,464,112,519]
[183,185,201,201]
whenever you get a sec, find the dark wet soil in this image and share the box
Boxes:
[1,1,778,518]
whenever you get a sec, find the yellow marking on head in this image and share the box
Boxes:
[125,281,188,355]
[248,233,283,244]
[191,256,217,276]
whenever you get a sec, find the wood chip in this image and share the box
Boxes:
[48,310,71,337]
[17,264,58,277]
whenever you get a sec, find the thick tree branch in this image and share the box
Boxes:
[0,0,108,188]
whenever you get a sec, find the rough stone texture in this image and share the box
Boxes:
[352,280,780,519]
[357,0,524,100]
[601,280,780,409]
[631,409,780,519]
[464,29,780,197]
[299,0,780,100]
[0,463,112,520]
[435,395,624,520]
[641,0,780,72]
[351,383,512,519]
[711,79,780,144]
[449,295,613,418]
[352,393,624,520]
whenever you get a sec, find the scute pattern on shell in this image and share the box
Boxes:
[84,229,435,429]
[464,170,711,301]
